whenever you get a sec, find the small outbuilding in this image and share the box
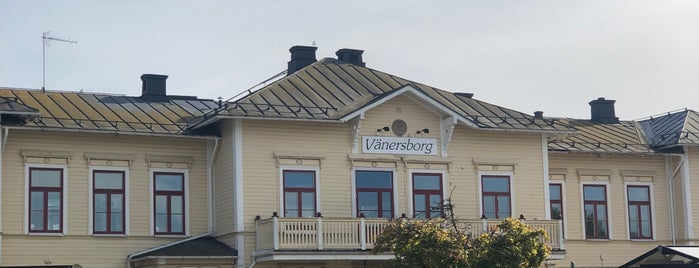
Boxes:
[620,245,699,267]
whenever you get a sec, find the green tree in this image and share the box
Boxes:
[373,201,550,268]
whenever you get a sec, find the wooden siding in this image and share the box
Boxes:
[240,95,549,266]
[1,129,210,267]
[548,153,668,267]
[214,120,235,236]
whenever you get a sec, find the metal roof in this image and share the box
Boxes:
[0,88,218,136]
[194,58,575,133]
[129,236,237,259]
[638,109,699,149]
[619,245,699,267]
[0,96,40,115]
[548,118,656,154]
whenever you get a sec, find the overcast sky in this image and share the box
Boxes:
[1,1,697,120]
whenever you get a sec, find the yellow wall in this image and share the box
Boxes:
[548,152,669,267]
[2,129,211,268]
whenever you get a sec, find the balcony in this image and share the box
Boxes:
[255,217,564,252]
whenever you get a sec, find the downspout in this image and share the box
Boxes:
[681,146,694,243]
[667,155,684,245]
[207,138,220,233]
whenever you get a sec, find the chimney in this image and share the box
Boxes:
[287,45,317,76]
[141,74,168,97]
[335,48,365,67]
[589,97,619,124]
[534,111,544,119]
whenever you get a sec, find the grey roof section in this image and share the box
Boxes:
[619,245,699,267]
[130,236,237,259]
[638,109,699,149]
[548,118,656,154]
[0,96,39,115]
[193,58,576,133]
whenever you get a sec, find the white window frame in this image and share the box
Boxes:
[407,169,447,218]
[24,163,68,235]
[623,181,656,240]
[351,167,398,218]
[579,180,613,240]
[477,171,515,220]
[88,166,129,236]
[278,165,321,217]
[548,180,568,239]
[149,168,189,237]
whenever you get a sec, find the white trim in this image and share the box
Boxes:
[477,171,515,219]
[623,181,656,240]
[542,134,551,220]
[407,169,447,218]
[579,181,613,240]
[682,148,694,240]
[24,163,68,235]
[88,166,130,236]
[149,168,190,236]
[351,167,398,218]
[338,85,474,128]
[278,166,321,217]
[233,119,244,232]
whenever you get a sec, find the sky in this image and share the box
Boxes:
[1,0,697,120]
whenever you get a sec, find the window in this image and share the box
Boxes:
[627,185,652,239]
[412,173,443,218]
[549,183,563,220]
[283,170,316,217]
[154,172,185,235]
[28,167,63,233]
[93,170,125,234]
[481,176,511,219]
[355,170,393,218]
[583,185,608,239]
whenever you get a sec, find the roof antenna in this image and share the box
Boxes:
[42,31,77,93]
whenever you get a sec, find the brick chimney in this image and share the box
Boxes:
[287,46,317,76]
[589,97,619,124]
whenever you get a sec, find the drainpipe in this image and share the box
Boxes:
[207,138,220,233]
[667,155,684,245]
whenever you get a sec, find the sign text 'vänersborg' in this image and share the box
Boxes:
[362,136,438,155]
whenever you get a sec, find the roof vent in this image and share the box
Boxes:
[589,97,619,124]
[534,111,544,119]
[335,48,365,67]
[141,74,168,97]
[287,45,317,76]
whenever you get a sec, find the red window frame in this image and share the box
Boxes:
[355,171,394,218]
[28,167,63,233]
[627,185,653,239]
[153,172,185,235]
[481,175,511,219]
[283,170,316,218]
[93,170,125,234]
[412,173,443,218]
[549,183,564,235]
[583,184,609,239]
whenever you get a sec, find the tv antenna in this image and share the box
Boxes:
[42,31,77,92]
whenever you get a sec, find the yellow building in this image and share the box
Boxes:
[0,46,697,268]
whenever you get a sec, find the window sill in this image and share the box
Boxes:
[154,234,188,238]
[585,238,611,241]
[630,238,655,242]
[27,232,65,237]
[93,233,128,238]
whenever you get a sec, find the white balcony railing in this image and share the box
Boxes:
[256,217,564,251]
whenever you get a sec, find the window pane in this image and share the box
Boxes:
[31,169,61,187]
[171,196,183,214]
[483,177,509,192]
[171,214,183,233]
[48,192,61,212]
[95,194,107,213]
[155,173,183,191]
[414,194,426,218]
[584,204,594,237]
[111,212,124,232]
[155,214,167,232]
[95,213,107,232]
[31,191,44,211]
[483,196,496,219]
[358,192,378,217]
[382,191,392,217]
[498,197,510,219]
[413,175,441,190]
[301,192,315,211]
[551,204,562,219]
[285,192,298,217]
[584,186,605,201]
[597,205,608,237]
[30,211,44,230]
[94,172,124,189]
[628,187,649,202]
[641,205,651,237]
[284,171,314,188]
[356,171,392,188]
[155,195,167,213]
[429,195,442,211]
[111,194,123,213]
[48,210,60,231]
[549,184,561,200]
[629,205,639,237]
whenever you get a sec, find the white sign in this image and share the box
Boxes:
[362,136,438,155]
